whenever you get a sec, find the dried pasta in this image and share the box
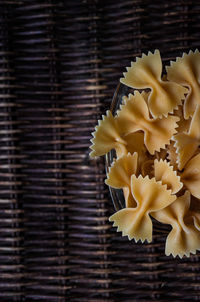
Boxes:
[152,191,200,258]
[181,153,200,199]
[174,105,191,133]
[120,50,187,118]
[166,50,200,118]
[122,131,147,161]
[90,111,147,158]
[89,49,200,258]
[89,111,127,158]
[109,175,176,243]
[173,104,200,170]
[154,159,183,194]
[117,91,179,154]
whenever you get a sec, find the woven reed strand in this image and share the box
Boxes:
[0,0,200,301]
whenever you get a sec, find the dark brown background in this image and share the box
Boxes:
[0,0,200,301]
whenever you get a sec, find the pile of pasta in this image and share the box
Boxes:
[89,49,200,258]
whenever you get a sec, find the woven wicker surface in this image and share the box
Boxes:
[0,0,200,301]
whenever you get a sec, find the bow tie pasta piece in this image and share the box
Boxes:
[152,191,200,258]
[105,153,138,207]
[109,175,176,243]
[154,159,183,194]
[166,50,200,118]
[181,153,200,199]
[173,105,200,170]
[120,50,187,118]
[116,92,180,155]
[89,110,127,158]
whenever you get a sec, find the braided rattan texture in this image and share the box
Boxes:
[0,0,200,301]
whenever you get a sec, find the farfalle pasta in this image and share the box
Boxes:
[122,132,147,161]
[117,91,179,154]
[152,191,200,258]
[154,159,183,194]
[90,110,146,159]
[90,110,127,158]
[109,175,176,243]
[89,49,200,258]
[166,50,200,118]
[120,50,187,118]
[180,153,200,199]
[173,104,200,170]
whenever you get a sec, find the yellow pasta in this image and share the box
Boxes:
[89,111,127,158]
[89,111,148,159]
[154,159,183,194]
[181,153,200,199]
[120,50,187,118]
[173,104,200,170]
[122,132,149,175]
[122,132,147,160]
[109,175,176,243]
[90,49,200,258]
[105,153,138,207]
[166,50,200,118]
[153,191,200,258]
[117,91,179,154]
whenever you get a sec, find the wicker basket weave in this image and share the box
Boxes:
[0,0,200,301]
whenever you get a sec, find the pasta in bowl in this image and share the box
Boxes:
[89,50,200,258]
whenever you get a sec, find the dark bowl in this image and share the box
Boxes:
[105,83,128,212]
